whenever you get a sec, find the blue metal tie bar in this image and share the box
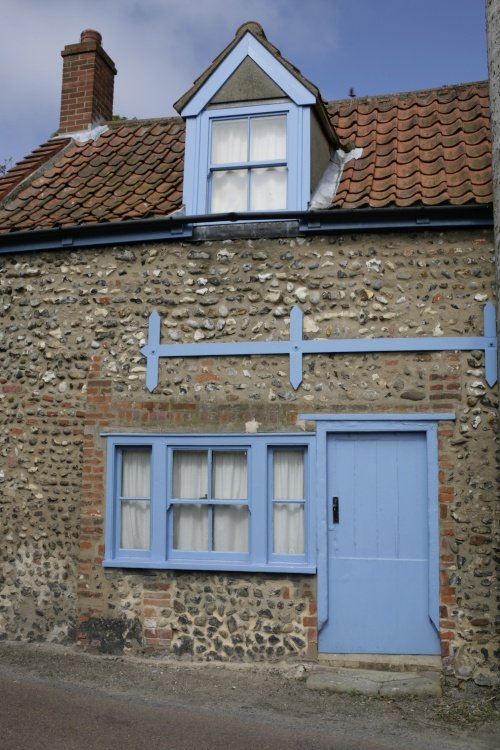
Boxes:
[140,303,497,392]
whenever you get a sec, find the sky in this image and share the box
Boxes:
[1,0,488,168]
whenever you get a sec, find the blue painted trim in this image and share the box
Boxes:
[104,433,315,572]
[182,117,201,216]
[186,103,309,214]
[426,424,440,632]
[315,423,329,633]
[314,418,441,645]
[206,109,290,213]
[180,32,315,117]
[141,304,497,391]
[102,431,314,439]
[289,305,303,389]
[102,559,316,573]
[299,107,311,211]
[300,413,456,422]
[483,302,497,386]
[104,439,116,560]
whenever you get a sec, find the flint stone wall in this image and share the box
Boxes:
[0,229,497,682]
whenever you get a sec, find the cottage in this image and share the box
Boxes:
[0,23,497,685]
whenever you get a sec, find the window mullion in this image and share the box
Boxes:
[246,117,251,211]
[250,441,267,565]
[207,449,213,550]
[246,117,251,162]
[114,448,123,559]
[151,441,166,560]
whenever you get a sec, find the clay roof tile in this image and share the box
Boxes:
[0,82,491,231]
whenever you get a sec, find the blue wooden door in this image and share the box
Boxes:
[319,432,440,654]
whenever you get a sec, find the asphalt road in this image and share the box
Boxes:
[0,643,497,750]
[0,668,403,750]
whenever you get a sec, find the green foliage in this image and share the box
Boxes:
[0,157,12,175]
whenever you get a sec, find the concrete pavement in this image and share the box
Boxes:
[307,667,442,697]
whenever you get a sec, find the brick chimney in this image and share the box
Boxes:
[59,30,117,134]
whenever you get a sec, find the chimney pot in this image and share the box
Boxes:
[80,29,102,44]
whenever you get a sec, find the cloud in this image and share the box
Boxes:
[0,0,487,167]
[1,0,341,162]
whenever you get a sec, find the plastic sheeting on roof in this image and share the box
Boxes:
[310,148,363,210]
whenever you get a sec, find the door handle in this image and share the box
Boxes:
[332,496,339,524]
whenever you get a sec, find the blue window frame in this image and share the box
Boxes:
[104,433,316,573]
[209,112,288,212]
[183,102,311,215]
[178,30,316,217]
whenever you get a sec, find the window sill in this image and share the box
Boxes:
[103,558,316,574]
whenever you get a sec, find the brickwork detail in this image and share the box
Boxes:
[59,30,117,133]
[135,575,317,661]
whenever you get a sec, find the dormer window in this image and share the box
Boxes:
[175,22,340,219]
[210,112,287,212]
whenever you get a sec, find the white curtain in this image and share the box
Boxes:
[210,115,287,213]
[172,451,208,551]
[273,450,305,554]
[213,452,248,551]
[250,167,287,210]
[211,119,247,164]
[250,116,287,210]
[120,448,151,549]
[211,169,247,213]
[173,451,208,498]
[274,450,304,499]
[173,451,248,552]
[213,452,247,499]
[173,504,208,551]
[213,505,248,552]
[250,115,286,161]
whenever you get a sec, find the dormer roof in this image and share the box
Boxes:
[174,21,339,149]
[175,21,321,112]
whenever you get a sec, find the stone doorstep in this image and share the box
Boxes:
[318,653,442,673]
[307,667,442,698]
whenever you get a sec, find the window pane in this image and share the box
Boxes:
[212,451,247,499]
[173,504,208,550]
[250,115,286,161]
[172,451,208,499]
[211,119,247,164]
[250,167,287,211]
[273,503,304,554]
[121,447,151,497]
[121,500,150,549]
[211,169,247,212]
[273,450,304,499]
[213,505,248,552]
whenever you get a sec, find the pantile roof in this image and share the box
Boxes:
[0,138,71,203]
[0,81,491,234]
[0,119,184,232]
[330,81,491,208]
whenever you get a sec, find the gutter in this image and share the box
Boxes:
[0,216,194,254]
[298,204,493,233]
[0,204,492,254]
